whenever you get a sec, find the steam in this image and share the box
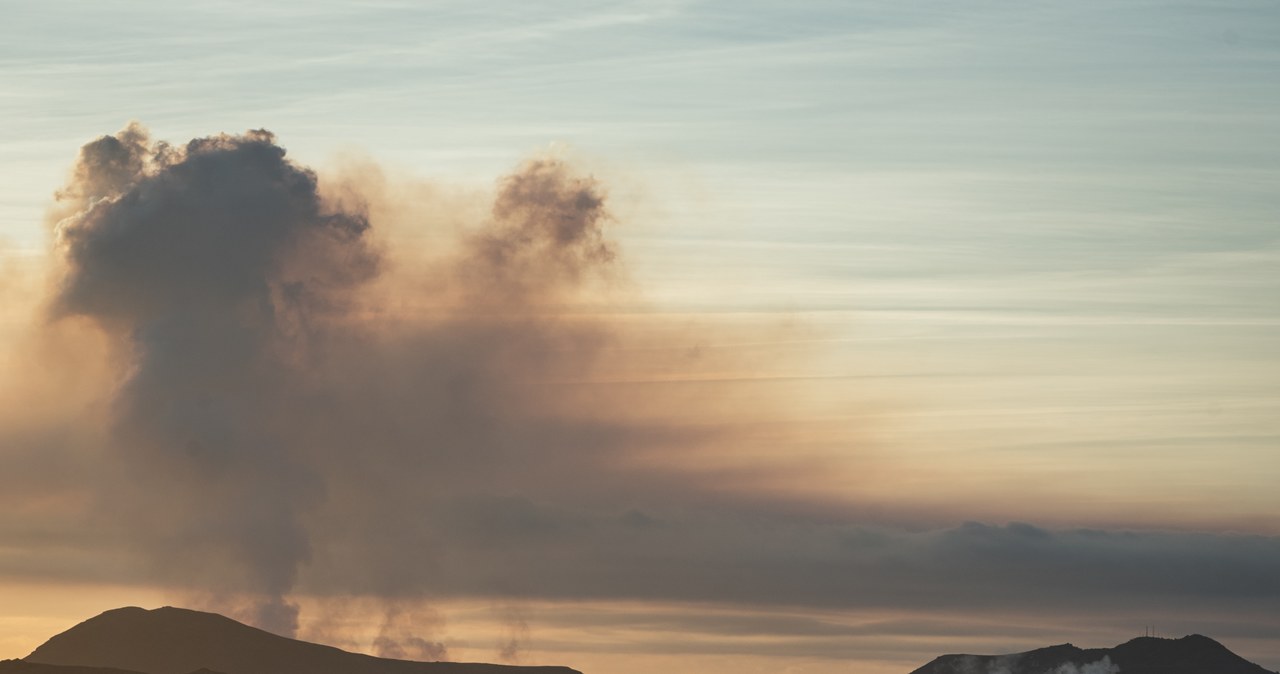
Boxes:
[1048,658,1119,674]
[954,654,1021,674]
[952,655,1119,674]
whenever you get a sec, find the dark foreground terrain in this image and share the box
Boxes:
[12,607,579,674]
[9,606,1276,674]
[910,634,1278,674]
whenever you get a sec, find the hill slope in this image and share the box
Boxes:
[25,607,579,674]
[910,635,1277,674]
[1,660,150,674]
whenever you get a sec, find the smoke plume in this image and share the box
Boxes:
[48,125,381,633]
[19,123,758,636]
[5,125,1279,659]
[371,604,448,662]
[494,605,530,664]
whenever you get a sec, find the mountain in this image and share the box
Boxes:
[1,660,151,674]
[910,634,1278,674]
[24,607,580,674]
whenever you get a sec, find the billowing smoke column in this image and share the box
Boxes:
[45,124,634,638]
[51,126,379,633]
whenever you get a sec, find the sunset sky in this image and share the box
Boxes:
[2,2,1279,674]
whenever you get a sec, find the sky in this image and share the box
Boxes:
[1,2,1279,673]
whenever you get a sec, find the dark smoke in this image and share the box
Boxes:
[51,126,378,634]
[38,124,716,636]
[466,158,615,299]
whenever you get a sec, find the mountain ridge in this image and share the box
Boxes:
[25,606,579,674]
[1,659,156,674]
[910,634,1278,674]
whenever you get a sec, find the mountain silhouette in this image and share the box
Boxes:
[1,660,152,674]
[0,661,234,674]
[910,634,1277,674]
[24,607,580,674]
